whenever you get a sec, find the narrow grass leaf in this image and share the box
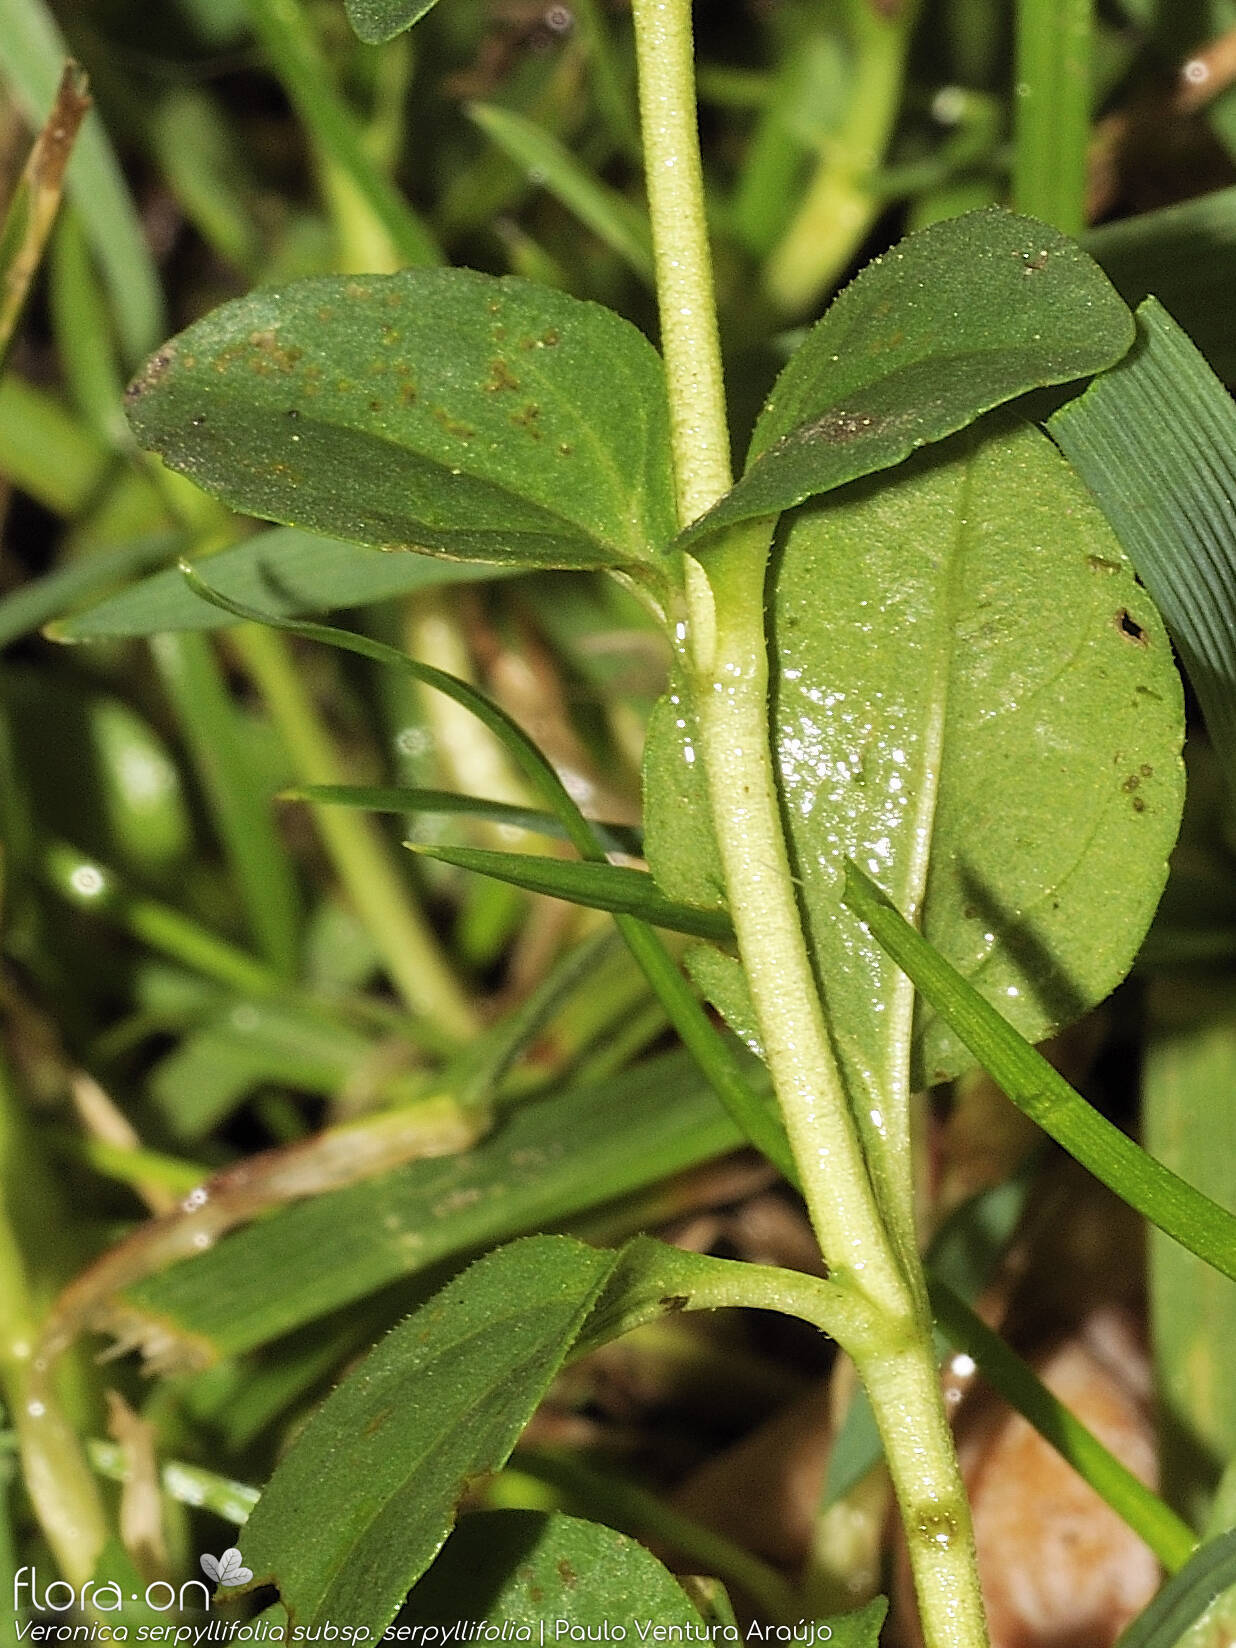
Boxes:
[87,1443,259,1527]
[285,784,643,856]
[236,1237,619,1637]
[0,62,90,372]
[410,845,736,942]
[0,532,179,650]
[0,375,111,517]
[1114,1528,1236,1648]
[929,1278,1196,1573]
[50,528,518,642]
[124,270,677,570]
[1084,187,1236,384]
[467,103,654,280]
[115,1049,749,1362]
[401,1511,709,1630]
[153,632,302,979]
[1049,299,1236,790]
[843,860,1236,1286]
[243,0,439,266]
[682,209,1133,544]
[1145,1015,1236,1526]
[175,569,793,1181]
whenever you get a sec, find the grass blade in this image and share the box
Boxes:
[842,859,1236,1286]
[1145,1014,1236,1525]
[929,1279,1196,1573]
[42,840,284,1001]
[1049,299,1236,792]
[152,632,303,979]
[467,103,654,280]
[0,532,179,651]
[179,564,794,1180]
[241,0,439,267]
[50,527,519,642]
[283,783,643,856]
[0,62,90,372]
[409,844,736,942]
[1084,187,1236,385]
[1012,0,1092,235]
[115,1048,748,1360]
[233,623,478,1039]
[1114,1528,1236,1648]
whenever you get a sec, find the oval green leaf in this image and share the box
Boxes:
[402,1511,709,1631]
[125,269,676,571]
[236,1236,620,1638]
[682,209,1134,546]
[344,0,439,44]
[649,416,1184,1109]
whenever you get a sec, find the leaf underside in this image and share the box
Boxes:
[237,1237,618,1638]
[647,415,1185,1096]
[124,268,676,572]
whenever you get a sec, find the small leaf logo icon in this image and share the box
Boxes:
[200,1548,254,1587]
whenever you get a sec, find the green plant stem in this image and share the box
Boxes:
[763,0,917,315]
[628,4,990,1642]
[684,538,907,1311]
[1012,0,1092,236]
[681,545,990,1648]
[629,0,732,524]
[233,623,479,1041]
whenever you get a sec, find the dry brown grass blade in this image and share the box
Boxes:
[0,61,91,369]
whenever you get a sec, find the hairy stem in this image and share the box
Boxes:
[628,4,990,1642]
[629,0,732,524]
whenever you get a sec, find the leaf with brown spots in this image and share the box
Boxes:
[125,269,676,576]
[682,209,1133,545]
